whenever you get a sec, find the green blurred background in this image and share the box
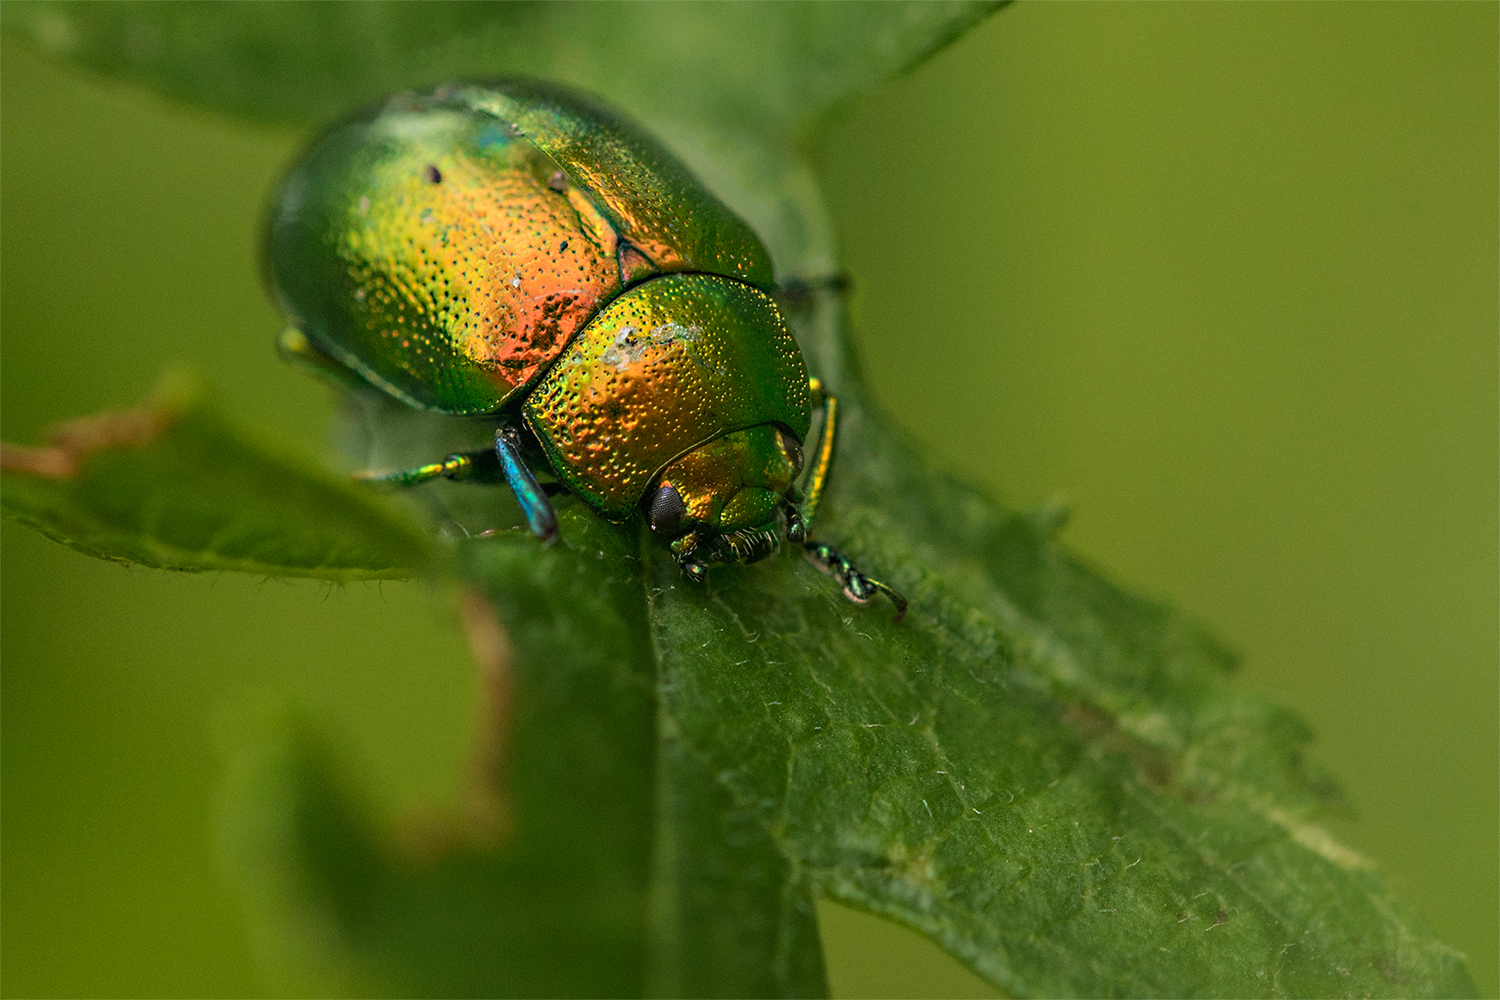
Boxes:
[2,4,1494,997]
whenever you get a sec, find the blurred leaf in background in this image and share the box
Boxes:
[2,1,1500,1000]
[0,374,431,579]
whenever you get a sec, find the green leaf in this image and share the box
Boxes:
[222,493,830,997]
[225,399,1474,997]
[0,1,999,133]
[648,404,1473,998]
[0,375,430,580]
[220,513,664,997]
[6,3,1475,997]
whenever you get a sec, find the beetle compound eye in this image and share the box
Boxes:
[422,164,442,184]
[648,484,685,536]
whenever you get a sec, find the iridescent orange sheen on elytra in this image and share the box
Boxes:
[524,274,809,519]
[460,83,773,287]
[341,111,623,406]
[267,82,806,524]
[266,84,775,417]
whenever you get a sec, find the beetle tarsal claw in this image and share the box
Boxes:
[783,505,808,544]
[669,532,708,583]
[841,584,873,605]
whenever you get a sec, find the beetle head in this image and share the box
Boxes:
[645,425,802,563]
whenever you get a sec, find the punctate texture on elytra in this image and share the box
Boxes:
[265,81,776,418]
[262,77,895,609]
[525,273,809,518]
[265,79,810,530]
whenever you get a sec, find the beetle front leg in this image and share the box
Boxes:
[797,377,838,529]
[494,426,559,544]
[803,541,908,623]
[785,378,908,620]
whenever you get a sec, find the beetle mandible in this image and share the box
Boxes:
[266,80,904,619]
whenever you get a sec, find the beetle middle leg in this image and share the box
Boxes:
[354,449,494,487]
[353,426,559,544]
[492,426,559,544]
[786,377,837,537]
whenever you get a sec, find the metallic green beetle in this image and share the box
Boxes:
[266,80,904,618]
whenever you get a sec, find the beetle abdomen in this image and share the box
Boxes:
[524,273,811,520]
[456,82,775,293]
[266,83,776,416]
[269,103,618,413]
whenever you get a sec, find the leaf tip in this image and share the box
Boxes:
[0,370,200,481]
